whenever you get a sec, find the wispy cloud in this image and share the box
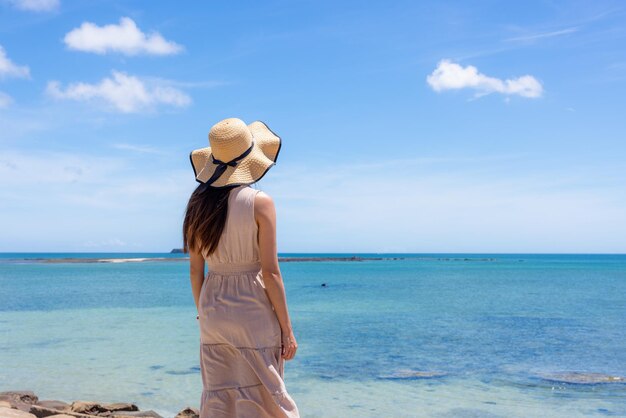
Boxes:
[262,156,626,253]
[6,0,59,12]
[0,45,30,79]
[0,150,123,185]
[83,238,129,248]
[112,143,164,155]
[504,27,579,42]
[453,8,619,61]
[142,77,230,89]
[427,59,543,99]
[2,148,625,252]
[64,17,183,56]
[0,150,192,203]
[0,91,12,108]
[0,149,193,251]
[46,70,191,113]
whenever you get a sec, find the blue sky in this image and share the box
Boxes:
[0,0,625,253]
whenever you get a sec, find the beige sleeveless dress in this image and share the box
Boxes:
[198,184,300,418]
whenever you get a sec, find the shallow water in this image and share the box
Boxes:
[1,253,625,417]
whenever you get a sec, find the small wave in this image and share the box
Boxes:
[40,257,188,264]
[98,258,151,263]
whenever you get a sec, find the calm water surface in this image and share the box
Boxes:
[1,253,625,417]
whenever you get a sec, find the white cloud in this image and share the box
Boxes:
[7,0,59,12]
[64,17,183,56]
[46,70,191,113]
[0,91,12,108]
[427,59,543,99]
[0,45,30,79]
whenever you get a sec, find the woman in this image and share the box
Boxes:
[183,118,300,418]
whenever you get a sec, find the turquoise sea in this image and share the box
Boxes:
[1,253,625,418]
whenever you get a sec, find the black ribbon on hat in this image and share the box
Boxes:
[205,141,255,185]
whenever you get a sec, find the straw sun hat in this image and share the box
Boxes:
[190,118,281,187]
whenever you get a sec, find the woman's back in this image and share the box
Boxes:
[202,185,261,272]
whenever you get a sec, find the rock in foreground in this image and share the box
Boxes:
[174,407,199,418]
[0,391,38,412]
[0,391,196,418]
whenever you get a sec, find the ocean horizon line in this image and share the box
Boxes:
[1,251,626,255]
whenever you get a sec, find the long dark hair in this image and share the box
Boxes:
[183,182,238,256]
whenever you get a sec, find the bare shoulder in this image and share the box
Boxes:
[255,190,274,205]
[254,190,276,220]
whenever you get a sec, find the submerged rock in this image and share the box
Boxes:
[379,369,447,379]
[436,408,504,418]
[539,372,626,384]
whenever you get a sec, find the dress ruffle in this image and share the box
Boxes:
[200,343,299,418]
[200,383,295,418]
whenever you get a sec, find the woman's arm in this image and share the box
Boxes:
[255,191,298,360]
[189,246,206,314]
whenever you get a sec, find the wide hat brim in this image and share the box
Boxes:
[190,121,281,187]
